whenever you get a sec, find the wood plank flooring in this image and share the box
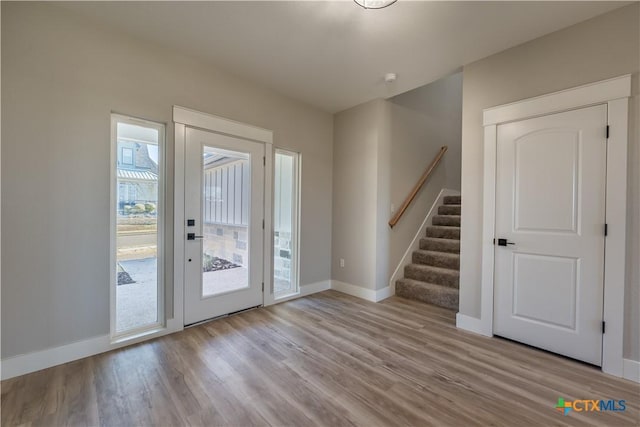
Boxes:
[2,290,639,426]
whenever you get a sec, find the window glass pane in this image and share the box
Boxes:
[202,146,250,297]
[274,150,299,298]
[114,120,161,334]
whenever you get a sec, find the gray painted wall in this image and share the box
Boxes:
[332,73,463,292]
[459,4,639,361]
[1,3,333,358]
[389,72,463,191]
[387,73,462,282]
[332,100,383,289]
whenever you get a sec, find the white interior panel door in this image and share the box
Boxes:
[493,104,607,366]
[184,127,264,325]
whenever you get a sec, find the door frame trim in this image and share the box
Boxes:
[173,106,274,327]
[476,75,631,377]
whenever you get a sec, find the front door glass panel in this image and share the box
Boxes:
[201,146,250,297]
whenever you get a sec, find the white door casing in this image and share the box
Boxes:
[493,105,607,365]
[473,75,630,377]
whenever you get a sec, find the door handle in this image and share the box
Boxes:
[187,233,204,241]
[497,238,515,246]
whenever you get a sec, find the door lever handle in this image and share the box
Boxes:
[187,233,204,241]
[497,238,515,246]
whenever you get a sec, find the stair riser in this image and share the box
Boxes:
[396,281,458,310]
[398,196,462,310]
[426,227,460,240]
[404,266,459,288]
[438,205,461,215]
[432,215,461,227]
[420,238,460,254]
[412,252,460,269]
[443,195,461,205]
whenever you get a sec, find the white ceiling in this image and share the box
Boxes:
[58,1,627,112]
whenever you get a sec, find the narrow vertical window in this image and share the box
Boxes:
[274,149,300,298]
[111,114,165,337]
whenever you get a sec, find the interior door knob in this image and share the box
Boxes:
[187,233,204,240]
[497,238,515,246]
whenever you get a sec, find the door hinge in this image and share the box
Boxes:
[263,156,266,166]
[604,223,608,236]
[602,321,606,334]
[262,219,265,229]
[606,125,610,139]
[262,282,264,292]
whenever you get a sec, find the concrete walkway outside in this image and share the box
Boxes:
[116,258,295,332]
[116,258,158,332]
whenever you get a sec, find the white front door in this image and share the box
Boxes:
[184,127,264,325]
[493,104,607,366]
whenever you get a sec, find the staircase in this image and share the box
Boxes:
[396,195,461,310]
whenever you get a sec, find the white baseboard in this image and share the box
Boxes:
[375,285,393,301]
[268,280,332,305]
[623,358,640,383]
[1,334,110,381]
[331,280,376,301]
[1,320,183,381]
[388,188,460,290]
[456,313,491,337]
[0,281,337,381]
[331,280,391,302]
[301,280,332,296]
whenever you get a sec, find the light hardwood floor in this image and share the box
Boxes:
[2,291,638,426]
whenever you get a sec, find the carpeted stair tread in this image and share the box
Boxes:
[399,194,461,309]
[396,279,459,310]
[426,225,460,240]
[420,237,460,254]
[432,215,461,226]
[438,205,461,215]
[443,195,461,205]
[412,250,460,269]
[404,264,459,288]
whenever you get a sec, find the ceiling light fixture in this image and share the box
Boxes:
[354,0,398,10]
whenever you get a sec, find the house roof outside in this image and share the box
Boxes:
[117,169,157,182]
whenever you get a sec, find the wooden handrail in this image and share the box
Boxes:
[389,146,448,228]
